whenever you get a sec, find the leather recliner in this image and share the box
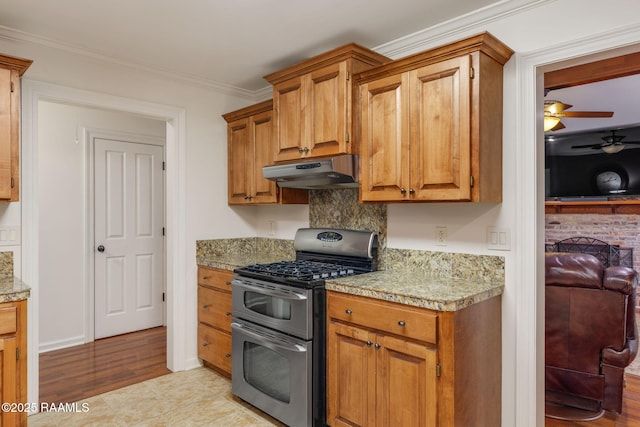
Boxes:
[545,252,638,417]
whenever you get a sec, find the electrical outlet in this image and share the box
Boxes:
[435,226,447,246]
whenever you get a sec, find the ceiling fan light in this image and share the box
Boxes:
[544,116,561,131]
[601,144,624,154]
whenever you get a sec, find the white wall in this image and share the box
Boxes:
[37,101,166,351]
[1,0,640,425]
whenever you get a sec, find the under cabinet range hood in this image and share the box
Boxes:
[263,154,358,189]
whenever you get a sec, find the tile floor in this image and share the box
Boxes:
[29,367,286,426]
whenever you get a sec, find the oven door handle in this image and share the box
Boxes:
[233,280,308,301]
[232,322,307,353]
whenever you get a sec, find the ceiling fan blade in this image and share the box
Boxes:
[549,121,565,131]
[555,111,614,118]
[622,141,640,144]
[571,143,602,149]
[544,101,572,113]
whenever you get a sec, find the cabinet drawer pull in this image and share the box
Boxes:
[398,321,406,327]
[202,276,210,280]
[225,353,232,358]
[345,309,353,315]
[225,312,232,317]
[202,342,209,347]
[203,304,210,309]
[226,281,232,286]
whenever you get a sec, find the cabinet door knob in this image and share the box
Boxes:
[345,309,352,315]
[298,147,304,153]
[302,147,309,153]
[398,321,406,327]
[400,188,407,194]
[366,340,372,347]
[375,343,381,350]
[409,188,415,194]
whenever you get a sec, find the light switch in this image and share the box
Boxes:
[487,226,510,251]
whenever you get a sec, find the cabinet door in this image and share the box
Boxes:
[273,76,305,161]
[327,321,376,427]
[227,117,252,204]
[0,336,19,427]
[0,68,12,200]
[376,334,437,427]
[250,109,278,203]
[359,73,410,202]
[307,61,348,158]
[410,55,471,201]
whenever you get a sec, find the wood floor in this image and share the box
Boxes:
[545,374,640,426]
[39,326,170,405]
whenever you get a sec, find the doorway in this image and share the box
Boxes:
[21,80,187,406]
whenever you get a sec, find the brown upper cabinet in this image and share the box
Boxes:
[223,100,307,205]
[0,54,32,202]
[264,44,390,162]
[356,33,513,203]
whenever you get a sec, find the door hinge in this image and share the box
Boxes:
[10,82,14,93]
[346,71,350,81]
[346,132,350,143]
[436,363,441,377]
[162,292,165,302]
[470,176,475,187]
[162,227,165,236]
[16,348,19,360]
[10,177,14,189]
[470,67,475,79]
[162,161,166,171]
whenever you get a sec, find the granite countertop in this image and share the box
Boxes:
[0,276,30,303]
[197,254,503,312]
[326,270,503,311]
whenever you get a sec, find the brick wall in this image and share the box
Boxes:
[545,214,640,269]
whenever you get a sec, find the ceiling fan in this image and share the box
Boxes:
[571,130,640,154]
[544,100,614,131]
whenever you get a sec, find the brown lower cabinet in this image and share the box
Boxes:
[0,299,27,426]
[197,266,233,376]
[326,291,501,426]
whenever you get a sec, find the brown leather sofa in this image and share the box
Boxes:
[546,252,638,418]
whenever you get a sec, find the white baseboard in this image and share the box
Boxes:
[39,336,87,353]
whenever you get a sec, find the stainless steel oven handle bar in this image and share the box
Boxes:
[232,279,308,300]
[231,322,307,353]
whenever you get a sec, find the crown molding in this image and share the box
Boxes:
[0,25,258,100]
[374,0,550,59]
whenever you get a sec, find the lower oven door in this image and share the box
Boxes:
[232,275,313,339]
[232,318,312,427]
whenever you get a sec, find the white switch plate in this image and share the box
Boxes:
[0,226,20,246]
[487,226,510,251]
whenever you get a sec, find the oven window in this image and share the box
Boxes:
[243,292,292,320]
[243,342,290,403]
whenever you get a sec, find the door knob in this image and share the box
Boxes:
[97,245,105,253]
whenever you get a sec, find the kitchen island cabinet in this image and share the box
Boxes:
[223,100,307,205]
[356,32,513,203]
[0,53,32,202]
[197,266,233,376]
[327,289,501,426]
[264,44,389,162]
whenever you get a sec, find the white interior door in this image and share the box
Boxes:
[94,138,164,339]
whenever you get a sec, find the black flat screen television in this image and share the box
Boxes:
[545,126,640,200]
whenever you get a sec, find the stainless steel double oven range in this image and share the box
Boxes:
[231,228,378,427]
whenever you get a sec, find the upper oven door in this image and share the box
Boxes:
[232,275,314,340]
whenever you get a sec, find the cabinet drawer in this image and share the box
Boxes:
[198,286,232,333]
[198,323,232,375]
[328,292,437,344]
[198,266,233,292]
[0,306,17,335]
